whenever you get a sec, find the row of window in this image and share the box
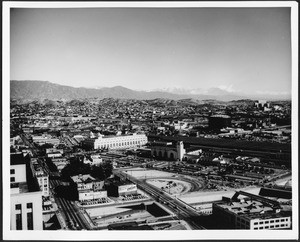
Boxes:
[96,140,145,148]
[237,217,250,226]
[253,218,289,225]
[253,223,289,230]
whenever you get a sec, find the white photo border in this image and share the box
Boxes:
[2,1,298,240]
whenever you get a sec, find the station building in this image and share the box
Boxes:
[149,141,186,161]
[212,190,292,230]
[10,153,43,230]
[82,133,148,150]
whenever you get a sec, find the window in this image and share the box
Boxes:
[281,219,285,222]
[265,221,269,224]
[10,169,15,174]
[275,219,279,222]
[27,203,32,209]
[254,222,258,225]
[10,177,15,182]
[254,228,258,230]
[265,226,269,229]
[27,212,33,230]
[259,227,263,229]
[270,225,274,228]
[15,204,21,210]
[259,221,263,224]
[270,220,274,223]
[16,214,22,230]
[280,224,285,227]
[275,225,279,228]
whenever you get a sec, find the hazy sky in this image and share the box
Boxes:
[10,7,291,95]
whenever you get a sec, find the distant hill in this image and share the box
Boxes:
[10,80,243,101]
[10,80,289,101]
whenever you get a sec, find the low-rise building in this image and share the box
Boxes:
[71,174,106,202]
[106,180,137,197]
[31,159,49,197]
[83,155,103,166]
[31,135,60,145]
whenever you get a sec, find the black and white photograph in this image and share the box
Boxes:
[2,1,298,240]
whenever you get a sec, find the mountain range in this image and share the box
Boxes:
[10,80,290,101]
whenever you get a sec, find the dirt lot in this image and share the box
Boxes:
[146,178,192,195]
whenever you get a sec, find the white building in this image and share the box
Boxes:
[83,133,148,150]
[31,159,49,197]
[31,135,60,145]
[10,153,43,230]
[83,155,103,166]
[212,191,292,230]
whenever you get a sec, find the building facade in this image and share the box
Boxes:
[107,181,137,197]
[71,174,106,202]
[31,159,49,197]
[150,141,186,161]
[83,133,148,150]
[10,153,43,230]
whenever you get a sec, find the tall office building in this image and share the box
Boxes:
[10,153,43,230]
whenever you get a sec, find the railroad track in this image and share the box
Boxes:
[50,179,90,230]
[115,171,206,230]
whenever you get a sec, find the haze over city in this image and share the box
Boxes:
[11,7,291,96]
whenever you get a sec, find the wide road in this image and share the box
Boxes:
[114,169,206,230]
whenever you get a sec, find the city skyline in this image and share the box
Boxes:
[11,7,291,96]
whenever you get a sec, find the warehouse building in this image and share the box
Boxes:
[209,114,231,130]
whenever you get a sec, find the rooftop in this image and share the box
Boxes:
[11,153,28,166]
[10,182,29,194]
[215,190,292,221]
[71,174,96,183]
[210,114,231,118]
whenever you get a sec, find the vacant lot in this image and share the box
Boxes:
[146,178,192,195]
[124,168,176,179]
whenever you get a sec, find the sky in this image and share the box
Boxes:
[10,7,291,95]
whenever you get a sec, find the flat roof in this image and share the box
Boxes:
[71,174,96,183]
[10,153,28,165]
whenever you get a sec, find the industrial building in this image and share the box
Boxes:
[82,133,148,150]
[209,114,231,130]
[106,180,138,197]
[212,190,292,230]
[10,153,43,230]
